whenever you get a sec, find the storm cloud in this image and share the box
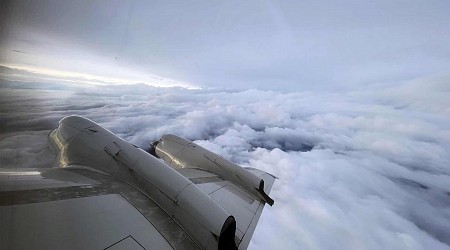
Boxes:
[1,0,450,90]
[1,78,450,249]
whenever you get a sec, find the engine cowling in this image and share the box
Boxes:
[152,134,274,206]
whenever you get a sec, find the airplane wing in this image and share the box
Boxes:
[0,116,275,250]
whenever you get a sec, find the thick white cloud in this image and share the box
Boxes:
[1,78,450,249]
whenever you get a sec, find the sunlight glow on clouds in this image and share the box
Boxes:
[0,26,195,88]
[0,63,197,88]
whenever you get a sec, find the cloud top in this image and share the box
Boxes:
[1,79,450,249]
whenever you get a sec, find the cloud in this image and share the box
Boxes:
[1,78,450,249]
[0,131,54,169]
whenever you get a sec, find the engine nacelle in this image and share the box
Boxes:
[152,134,274,206]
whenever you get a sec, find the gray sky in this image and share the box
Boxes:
[1,0,450,90]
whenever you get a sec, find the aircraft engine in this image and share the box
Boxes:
[151,134,274,206]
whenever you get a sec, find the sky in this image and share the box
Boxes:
[1,0,450,90]
[1,1,450,249]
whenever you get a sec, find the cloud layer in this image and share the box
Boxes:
[2,0,450,90]
[1,79,450,249]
